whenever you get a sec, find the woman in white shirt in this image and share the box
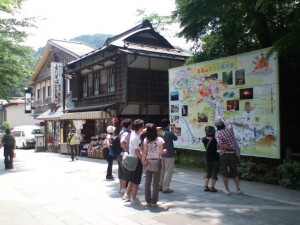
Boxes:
[142,123,166,207]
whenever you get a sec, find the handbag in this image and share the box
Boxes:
[145,158,160,172]
[122,153,138,171]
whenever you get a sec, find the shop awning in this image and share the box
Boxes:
[60,111,111,120]
[36,107,63,121]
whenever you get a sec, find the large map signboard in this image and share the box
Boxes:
[168,48,280,158]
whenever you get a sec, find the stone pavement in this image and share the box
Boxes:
[0,149,300,225]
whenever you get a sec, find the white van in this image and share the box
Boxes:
[12,125,43,149]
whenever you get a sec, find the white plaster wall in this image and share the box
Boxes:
[5,104,39,128]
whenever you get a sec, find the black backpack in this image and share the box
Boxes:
[111,131,125,156]
[3,135,15,149]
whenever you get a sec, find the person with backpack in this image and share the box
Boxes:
[103,125,116,180]
[159,119,178,193]
[67,128,79,161]
[1,128,16,169]
[118,118,132,195]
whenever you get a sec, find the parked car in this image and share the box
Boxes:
[12,125,43,149]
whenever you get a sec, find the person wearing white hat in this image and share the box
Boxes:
[104,125,116,180]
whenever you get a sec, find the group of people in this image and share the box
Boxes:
[104,118,178,206]
[63,114,242,207]
[1,115,242,199]
[202,117,243,195]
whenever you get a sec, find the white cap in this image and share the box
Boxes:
[107,125,116,133]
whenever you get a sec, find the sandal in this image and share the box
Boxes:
[204,186,210,192]
[163,188,174,193]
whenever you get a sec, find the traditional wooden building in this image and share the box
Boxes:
[28,39,94,149]
[63,20,191,138]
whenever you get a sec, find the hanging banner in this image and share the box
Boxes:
[168,48,280,159]
[25,89,32,113]
[51,62,63,103]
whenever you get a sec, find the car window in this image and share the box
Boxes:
[32,129,43,134]
[13,131,22,137]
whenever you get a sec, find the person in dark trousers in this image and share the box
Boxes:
[215,117,243,195]
[104,125,116,180]
[118,118,132,195]
[159,118,178,193]
[67,128,79,161]
[202,126,219,192]
[1,128,16,169]
[142,123,167,206]
[122,119,144,204]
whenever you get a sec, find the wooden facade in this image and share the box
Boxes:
[28,39,94,149]
[65,20,191,127]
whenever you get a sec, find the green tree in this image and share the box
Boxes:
[2,121,10,132]
[71,33,114,49]
[134,9,190,51]
[135,9,175,34]
[173,0,300,62]
[0,0,36,99]
[173,0,300,152]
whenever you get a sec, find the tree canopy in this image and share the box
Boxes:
[173,0,300,152]
[0,0,35,99]
[173,0,300,63]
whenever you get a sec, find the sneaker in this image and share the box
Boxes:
[131,197,140,204]
[119,188,126,195]
[122,194,130,202]
[106,175,114,180]
[204,186,210,192]
[237,189,243,194]
[146,202,152,206]
[223,188,230,195]
[210,187,218,192]
[151,203,158,207]
[75,157,78,160]
[162,188,174,193]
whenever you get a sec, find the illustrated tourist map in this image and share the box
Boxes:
[168,48,280,158]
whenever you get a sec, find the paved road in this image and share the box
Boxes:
[0,149,300,225]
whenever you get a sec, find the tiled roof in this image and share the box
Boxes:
[67,20,191,66]
[29,39,95,85]
[3,97,24,106]
[49,39,94,57]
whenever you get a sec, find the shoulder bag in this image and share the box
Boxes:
[145,158,160,172]
[122,152,138,171]
[145,141,161,172]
